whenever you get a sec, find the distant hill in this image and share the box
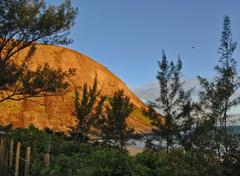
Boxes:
[0,44,152,133]
[227,126,240,135]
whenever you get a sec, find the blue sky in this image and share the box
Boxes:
[49,0,240,90]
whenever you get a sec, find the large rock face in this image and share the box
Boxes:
[0,44,152,133]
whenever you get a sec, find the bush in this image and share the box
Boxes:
[79,149,147,176]
[31,148,147,176]
[0,126,225,176]
[135,149,222,176]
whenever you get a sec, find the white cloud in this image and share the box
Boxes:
[132,78,240,125]
[132,78,200,102]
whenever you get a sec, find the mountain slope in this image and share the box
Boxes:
[0,44,152,133]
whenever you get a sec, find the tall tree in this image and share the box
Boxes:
[145,51,192,152]
[175,101,199,152]
[0,0,78,103]
[74,78,106,142]
[99,90,134,150]
[198,15,240,155]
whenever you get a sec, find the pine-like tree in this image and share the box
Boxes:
[176,101,199,152]
[198,16,240,155]
[0,0,78,103]
[99,90,134,150]
[145,51,192,152]
[74,78,106,142]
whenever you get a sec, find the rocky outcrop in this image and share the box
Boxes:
[0,44,152,133]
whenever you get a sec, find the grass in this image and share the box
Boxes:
[131,108,152,126]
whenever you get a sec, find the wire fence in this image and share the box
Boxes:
[0,138,49,176]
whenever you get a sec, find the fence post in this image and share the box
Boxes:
[24,146,31,176]
[4,140,9,167]
[43,134,51,168]
[1,139,6,174]
[0,139,3,161]
[15,142,21,176]
[9,140,14,168]
[1,139,5,163]
[43,153,50,167]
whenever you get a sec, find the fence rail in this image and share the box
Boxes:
[0,138,49,176]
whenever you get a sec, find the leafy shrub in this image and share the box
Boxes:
[31,148,147,176]
[135,149,222,176]
[79,149,147,176]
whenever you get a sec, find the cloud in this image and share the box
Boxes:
[133,82,159,102]
[132,78,200,102]
[132,78,240,125]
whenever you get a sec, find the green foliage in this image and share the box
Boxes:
[0,125,233,176]
[79,149,146,176]
[31,153,84,176]
[136,149,222,176]
[142,16,240,176]
[145,51,193,152]
[98,90,134,149]
[0,0,78,103]
[197,15,240,158]
[0,0,77,46]
[136,150,188,176]
[5,125,51,161]
[74,77,106,142]
[176,102,200,152]
[31,148,147,176]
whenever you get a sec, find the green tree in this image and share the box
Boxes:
[99,90,134,150]
[0,0,78,103]
[74,78,106,142]
[145,51,192,152]
[175,102,199,152]
[198,15,240,156]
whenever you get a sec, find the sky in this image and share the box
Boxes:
[49,0,240,99]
